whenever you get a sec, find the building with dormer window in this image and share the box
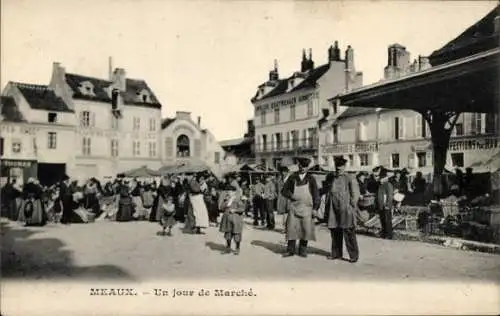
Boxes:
[0,58,238,183]
[318,6,500,173]
[251,43,363,168]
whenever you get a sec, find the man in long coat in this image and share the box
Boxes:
[327,156,360,262]
[59,175,73,224]
[281,158,320,258]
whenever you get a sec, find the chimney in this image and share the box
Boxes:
[345,45,355,71]
[112,68,126,91]
[108,56,113,80]
[197,116,201,127]
[268,59,279,81]
[49,62,74,109]
[300,49,308,72]
[307,48,314,70]
[418,56,431,71]
[333,41,341,61]
[410,59,419,72]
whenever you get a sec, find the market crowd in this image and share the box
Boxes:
[1,156,495,260]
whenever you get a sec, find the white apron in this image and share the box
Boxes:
[286,181,316,241]
[189,194,209,228]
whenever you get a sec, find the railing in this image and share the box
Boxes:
[255,137,318,153]
[321,142,379,154]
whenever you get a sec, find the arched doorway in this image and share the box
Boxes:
[176,134,190,157]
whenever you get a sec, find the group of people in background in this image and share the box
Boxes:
[1,156,492,261]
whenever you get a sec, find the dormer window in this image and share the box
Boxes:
[136,89,151,103]
[78,81,95,96]
[48,112,57,123]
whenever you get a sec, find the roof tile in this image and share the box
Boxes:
[13,83,74,113]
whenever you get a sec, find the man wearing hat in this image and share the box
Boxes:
[327,156,360,262]
[263,175,277,229]
[376,167,394,239]
[281,157,320,258]
[59,174,73,224]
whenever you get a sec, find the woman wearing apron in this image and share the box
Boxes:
[281,158,320,258]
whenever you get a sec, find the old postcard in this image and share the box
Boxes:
[1,0,499,315]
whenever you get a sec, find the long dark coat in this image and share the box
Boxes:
[327,172,360,229]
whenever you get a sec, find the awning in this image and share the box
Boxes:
[122,165,160,177]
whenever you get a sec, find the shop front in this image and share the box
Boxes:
[0,159,38,186]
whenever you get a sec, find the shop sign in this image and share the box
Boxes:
[1,159,36,168]
[448,137,500,151]
[0,124,39,135]
[256,92,318,112]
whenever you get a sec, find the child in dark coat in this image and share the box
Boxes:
[219,185,245,255]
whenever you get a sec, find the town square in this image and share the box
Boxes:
[1,1,500,315]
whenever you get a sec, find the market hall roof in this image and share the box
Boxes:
[251,64,330,102]
[64,73,162,109]
[0,96,25,122]
[11,82,74,113]
[329,47,499,114]
[429,4,499,66]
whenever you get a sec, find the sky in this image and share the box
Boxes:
[1,0,497,141]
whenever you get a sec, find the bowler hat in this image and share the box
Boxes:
[379,168,389,179]
[295,157,311,168]
[334,156,348,167]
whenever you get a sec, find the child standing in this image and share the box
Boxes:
[219,185,244,255]
[160,195,176,236]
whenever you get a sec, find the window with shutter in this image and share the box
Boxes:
[399,117,405,140]
[91,112,96,128]
[415,115,422,138]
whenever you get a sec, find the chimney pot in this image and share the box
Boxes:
[197,116,201,127]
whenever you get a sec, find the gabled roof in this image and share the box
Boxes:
[251,63,331,102]
[12,82,74,113]
[64,73,162,109]
[0,96,25,122]
[430,5,499,66]
[161,117,176,129]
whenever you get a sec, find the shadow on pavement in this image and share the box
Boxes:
[1,221,135,281]
[205,241,227,252]
[251,240,331,257]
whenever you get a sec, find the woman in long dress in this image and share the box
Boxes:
[150,178,170,222]
[116,180,134,222]
[18,178,47,226]
[188,175,209,234]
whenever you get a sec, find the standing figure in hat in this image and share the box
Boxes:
[263,175,277,229]
[327,156,360,262]
[18,177,47,226]
[116,178,134,222]
[219,184,245,255]
[59,174,73,224]
[251,177,265,226]
[276,157,297,232]
[376,168,394,239]
[281,158,320,258]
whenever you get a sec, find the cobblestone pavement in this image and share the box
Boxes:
[2,217,499,282]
